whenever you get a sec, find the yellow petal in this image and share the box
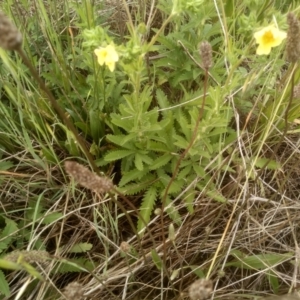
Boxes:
[254,25,286,55]
[106,44,119,62]
[256,44,272,55]
[106,61,116,72]
[94,48,108,66]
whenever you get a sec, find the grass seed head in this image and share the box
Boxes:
[64,161,113,193]
[0,11,22,50]
[199,41,212,70]
[286,12,300,63]
[63,281,84,300]
[120,241,131,253]
[293,83,300,98]
[188,278,213,300]
[4,250,50,268]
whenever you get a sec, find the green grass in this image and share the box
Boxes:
[1,0,300,299]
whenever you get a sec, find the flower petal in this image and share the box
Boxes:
[254,25,286,55]
[106,61,116,72]
[94,48,107,66]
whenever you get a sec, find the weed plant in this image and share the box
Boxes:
[1,0,300,299]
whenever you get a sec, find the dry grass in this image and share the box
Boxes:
[1,1,300,300]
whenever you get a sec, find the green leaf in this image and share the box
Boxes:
[0,218,18,254]
[118,176,155,195]
[156,89,170,109]
[0,258,22,271]
[0,160,14,171]
[137,186,157,233]
[177,165,192,180]
[226,252,293,270]
[254,158,281,170]
[0,270,10,296]
[151,249,162,271]
[189,266,205,278]
[184,191,195,214]
[119,169,149,187]
[147,141,169,152]
[165,200,182,226]
[53,258,94,274]
[42,212,63,225]
[104,150,135,161]
[20,260,43,280]
[106,134,136,146]
[68,243,93,253]
[149,154,173,170]
[135,153,144,171]
[267,270,279,294]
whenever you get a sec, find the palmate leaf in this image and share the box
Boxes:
[138,186,157,233]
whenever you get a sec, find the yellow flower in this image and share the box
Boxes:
[254,25,287,55]
[94,44,119,72]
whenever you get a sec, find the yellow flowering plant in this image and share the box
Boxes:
[254,25,287,55]
[94,44,119,72]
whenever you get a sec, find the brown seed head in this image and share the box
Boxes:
[293,83,300,98]
[120,241,131,253]
[188,279,213,300]
[286,12,300,63]
[64,161,114,193]
[199,41,212,70]
[0,11,22,50]
[4,250,50,269]
[63,281,84,300]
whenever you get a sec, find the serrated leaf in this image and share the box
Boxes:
[177,165,192,180]
[156,89,170,109]
[184,191,195,214]
[165,201,182,226]
[104,150,135,161]
[137,186,157,233]
[147,141,169,152]
[254,158,281,170]
[68,243,93,253]
[0,270,10,296]
[0,160,14,171]
[149,154,173,170]
[0,218,18,254]
[106,134,136,146]
[118,175,154,195]
[134,153,144,171]
[119,169,149,187]
[174,134,189,150]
